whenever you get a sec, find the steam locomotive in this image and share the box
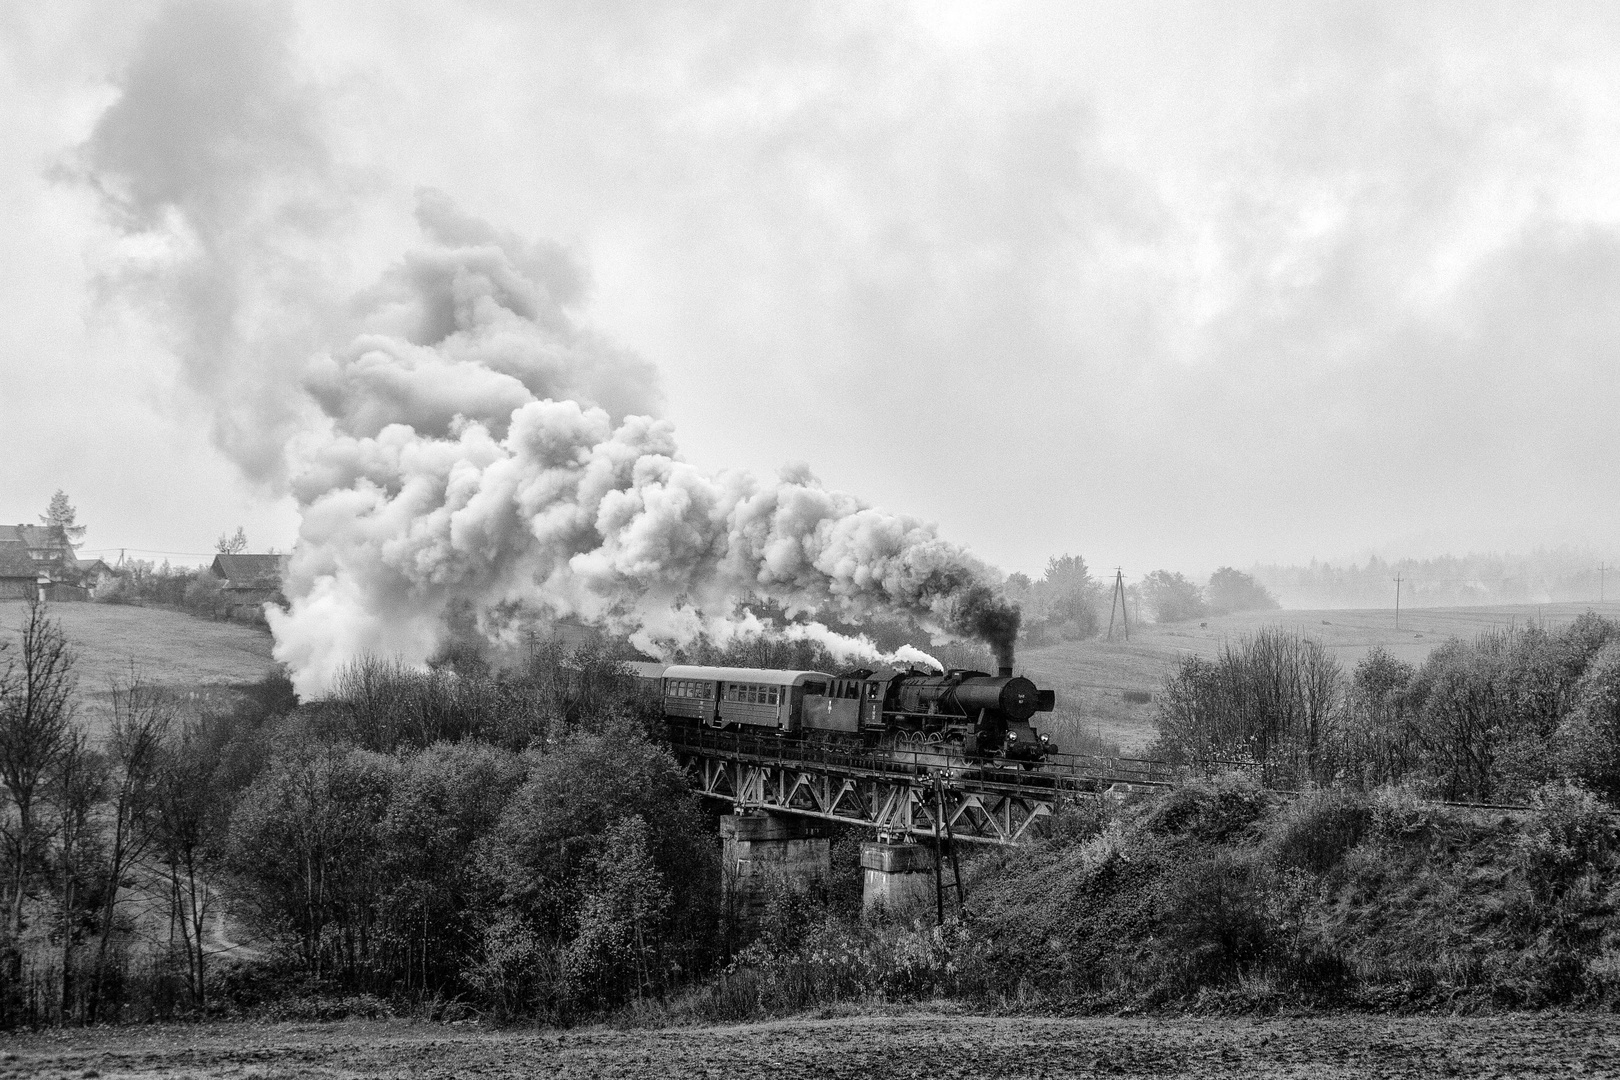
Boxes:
[651,661,1056,764]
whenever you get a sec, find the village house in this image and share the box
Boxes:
[207,552,288,621]
[0,524,86,600]
[0,541,43,600]
[75,557,117,597]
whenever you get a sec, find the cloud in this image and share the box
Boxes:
[17,0,1620,587]
[66,0,343,482]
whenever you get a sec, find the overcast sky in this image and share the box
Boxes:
[3,1,1619,580]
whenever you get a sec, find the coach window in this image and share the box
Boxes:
[804,681,826,695]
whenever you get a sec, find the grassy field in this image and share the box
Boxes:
[5,1011,1617,1078]
[0,600,278,734]
[1018,601,1620,756]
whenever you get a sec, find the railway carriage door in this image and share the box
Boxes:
[862,679,885,728]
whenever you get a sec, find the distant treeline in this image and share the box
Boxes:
[1153,614,1620,803]
[1003,557,1277,639]
[1253,549,1615,609]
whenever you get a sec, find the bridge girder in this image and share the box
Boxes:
[672,728,1173,846]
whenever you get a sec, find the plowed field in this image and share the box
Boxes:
[5,1011,1618,1078]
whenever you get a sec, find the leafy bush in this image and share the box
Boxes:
[1367,782,1433,839]
[182,571,223,615]
[1520,782,1616,905]
[1205,567,1279,616]
[464,912,555,1021]
[1270,788,1372,874]
[1142,772,1273,844]
[1162,850,1270,984]
[1556,641,1620,804]
[562,815,673,1010]
[1141,570,1207,623]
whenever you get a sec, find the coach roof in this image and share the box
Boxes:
[660,666,832,686]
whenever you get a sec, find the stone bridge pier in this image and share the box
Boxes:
[720,812,831,926]
[860,840,937,917]
[719,812,955,925]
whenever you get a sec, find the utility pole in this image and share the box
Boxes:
[1107,568,1130,641]
[1394,572,1403,630]
[1601,562,1609,604]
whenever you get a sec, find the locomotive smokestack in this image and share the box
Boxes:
[998,665,1013,679]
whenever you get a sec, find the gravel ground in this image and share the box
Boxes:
[5,1011,1620,1079]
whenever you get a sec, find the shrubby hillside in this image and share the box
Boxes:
[6,600,1620,1028]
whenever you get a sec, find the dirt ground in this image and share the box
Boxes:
[5,1011,1619,1079]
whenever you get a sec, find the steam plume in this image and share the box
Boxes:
[265,194,1019,694]
[74,7,1018,697]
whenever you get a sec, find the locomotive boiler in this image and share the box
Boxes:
[655,661,1056,764]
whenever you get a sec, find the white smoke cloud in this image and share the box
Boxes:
[271,206,1006,695]
[69,3,1023,696]
[303,190,661,438]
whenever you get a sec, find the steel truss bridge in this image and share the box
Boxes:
[668,726,1174,846]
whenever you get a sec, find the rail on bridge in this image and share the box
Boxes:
[668,726,1174,846]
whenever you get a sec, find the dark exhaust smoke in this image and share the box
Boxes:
[949,582,1021,674]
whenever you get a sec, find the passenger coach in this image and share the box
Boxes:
[658,664,832,733]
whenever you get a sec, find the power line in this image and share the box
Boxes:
[78,547,218,558]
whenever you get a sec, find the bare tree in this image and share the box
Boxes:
[88,667,173,1020]
[0,596,76,969]
[214,526,247,555]
[155,716,221,1008]
[49,726,104,1021]
[1154,626,1344,786]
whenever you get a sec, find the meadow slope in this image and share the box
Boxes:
[0,600,278,734]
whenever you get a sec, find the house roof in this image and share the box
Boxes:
[0,524,72,550]
[75,558,113,574]
[0,541,39,579]
[209,553,287,589]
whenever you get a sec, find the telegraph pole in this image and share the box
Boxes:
[1393,573,1403,630]
[1107,568,1130,641]
[1601,562,1609,604]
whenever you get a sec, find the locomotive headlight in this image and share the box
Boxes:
[1039,733,1051,744]
[1007,731,1018,741]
